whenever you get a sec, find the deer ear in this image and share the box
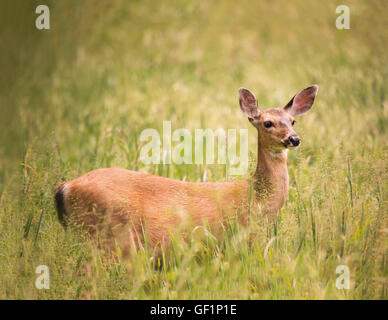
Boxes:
[284,85,319,117]
[239,88,259,119]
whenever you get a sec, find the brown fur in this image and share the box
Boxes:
[59,169,251,250]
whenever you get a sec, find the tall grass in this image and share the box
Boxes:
[0,0,387,299]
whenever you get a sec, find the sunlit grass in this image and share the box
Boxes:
[0,0,387,299]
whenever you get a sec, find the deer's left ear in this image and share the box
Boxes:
[284,85,319,117]
[239,88,260,119]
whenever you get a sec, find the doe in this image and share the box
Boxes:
[55,85,318,252]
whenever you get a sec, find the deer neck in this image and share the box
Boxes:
[252,140,289,215]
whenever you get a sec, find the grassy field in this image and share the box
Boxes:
[0,0,387,299]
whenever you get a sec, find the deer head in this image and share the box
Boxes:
[239,85,319,152]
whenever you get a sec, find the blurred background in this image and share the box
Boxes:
[0,0,387,299]
[1,0,387,184]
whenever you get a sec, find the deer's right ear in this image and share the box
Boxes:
[239,88,259,119]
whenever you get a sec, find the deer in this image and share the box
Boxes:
[54,85,318,254]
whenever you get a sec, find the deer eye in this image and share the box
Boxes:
[292,120,295,126]
[264,121,273,128]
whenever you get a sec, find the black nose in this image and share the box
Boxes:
[288,136,300,146]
